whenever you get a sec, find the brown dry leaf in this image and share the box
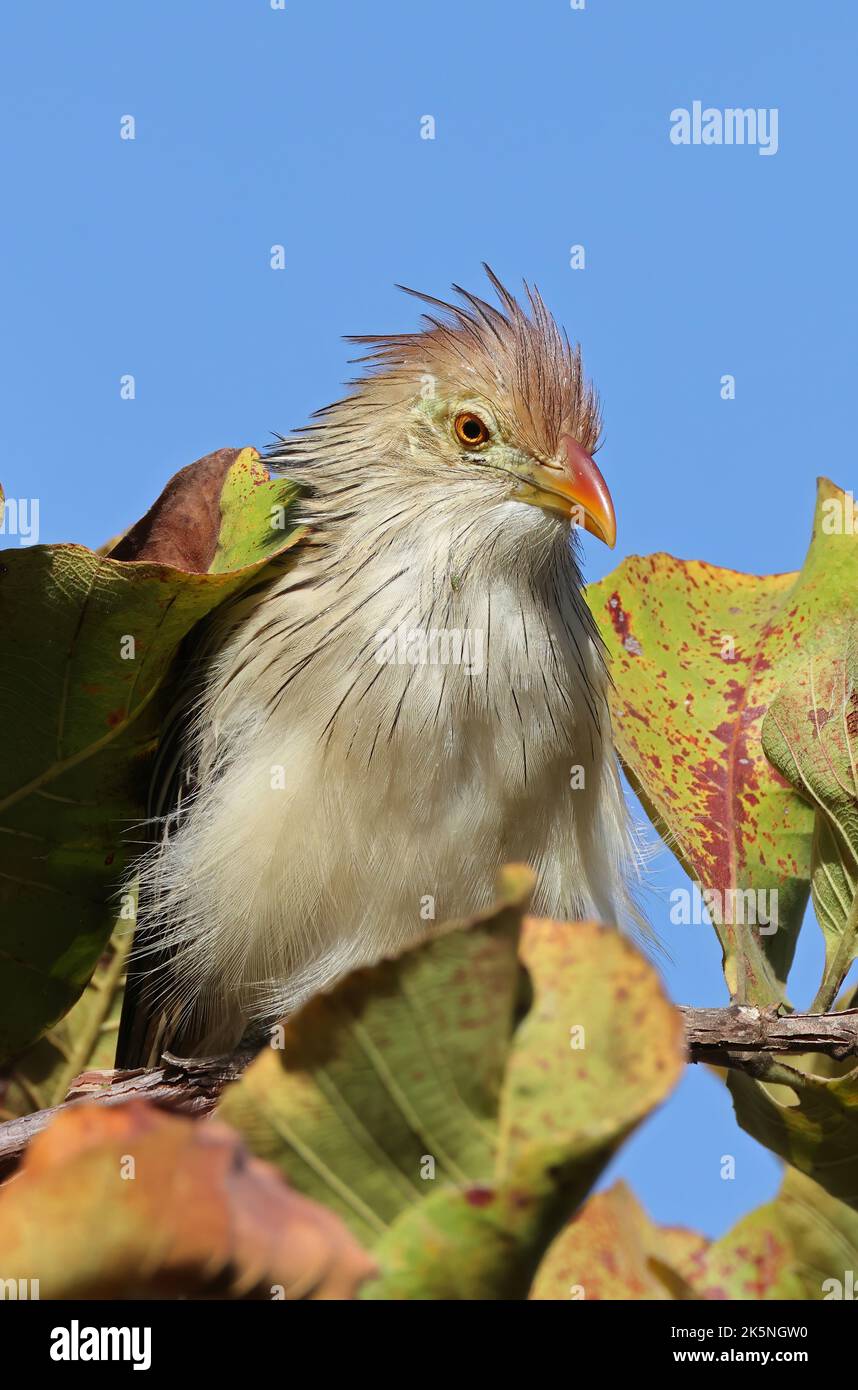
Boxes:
[108,447,244,570]
[0,1100,375,1299]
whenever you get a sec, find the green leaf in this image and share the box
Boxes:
[728,1060,858,1210]
[690,1166,858,1300]
[587,477,858,1006]
[0,917,129,1120]
[0,448,304,1061]
[762,634,858,1010]
[218,870,685,1300]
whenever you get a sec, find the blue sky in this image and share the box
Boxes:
[2,0,856,1240]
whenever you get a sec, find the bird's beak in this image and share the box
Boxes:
[513,434,617,548]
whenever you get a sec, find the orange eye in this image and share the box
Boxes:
[453,412,491,448]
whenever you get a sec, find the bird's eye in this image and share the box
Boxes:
[453,412,491,448]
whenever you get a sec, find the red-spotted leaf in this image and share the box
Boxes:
[219,872,685,1299]
[587,478,858,1005]
[529,1182,705,1300]
[687,1165,858,1300]
[530,1168,854,1301]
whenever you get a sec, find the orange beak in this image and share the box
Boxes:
[513,434,617,548]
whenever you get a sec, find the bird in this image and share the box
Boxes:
[116,267,641,1068]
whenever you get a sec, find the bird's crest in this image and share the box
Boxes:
[343,265,602,459]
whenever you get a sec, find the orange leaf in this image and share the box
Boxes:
[0,1101,376,1299]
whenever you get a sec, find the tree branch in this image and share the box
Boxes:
[1,1005,857,1181]
[680,1003,858,1065]
[0,1048,257,1182]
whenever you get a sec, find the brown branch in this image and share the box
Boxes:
[0,1047,257,1182]
[680,1004,858,1066]
[1,1005,857,1182]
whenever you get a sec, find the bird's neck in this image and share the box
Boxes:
[294,469,582,603]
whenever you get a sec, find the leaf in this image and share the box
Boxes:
[762,635,858,1010]
[529,1182,706,1300]
[0,1100,375,1298]
[108,447,248,570]
[730,628,858,1208]
[587,477,858,1005]
[218,869,685,1300]
[728,1061,858,1210]
[0,447,305,1061]
[687,1167,858,1300]
[531,1168,854,1301]
[0,919,129,1121]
